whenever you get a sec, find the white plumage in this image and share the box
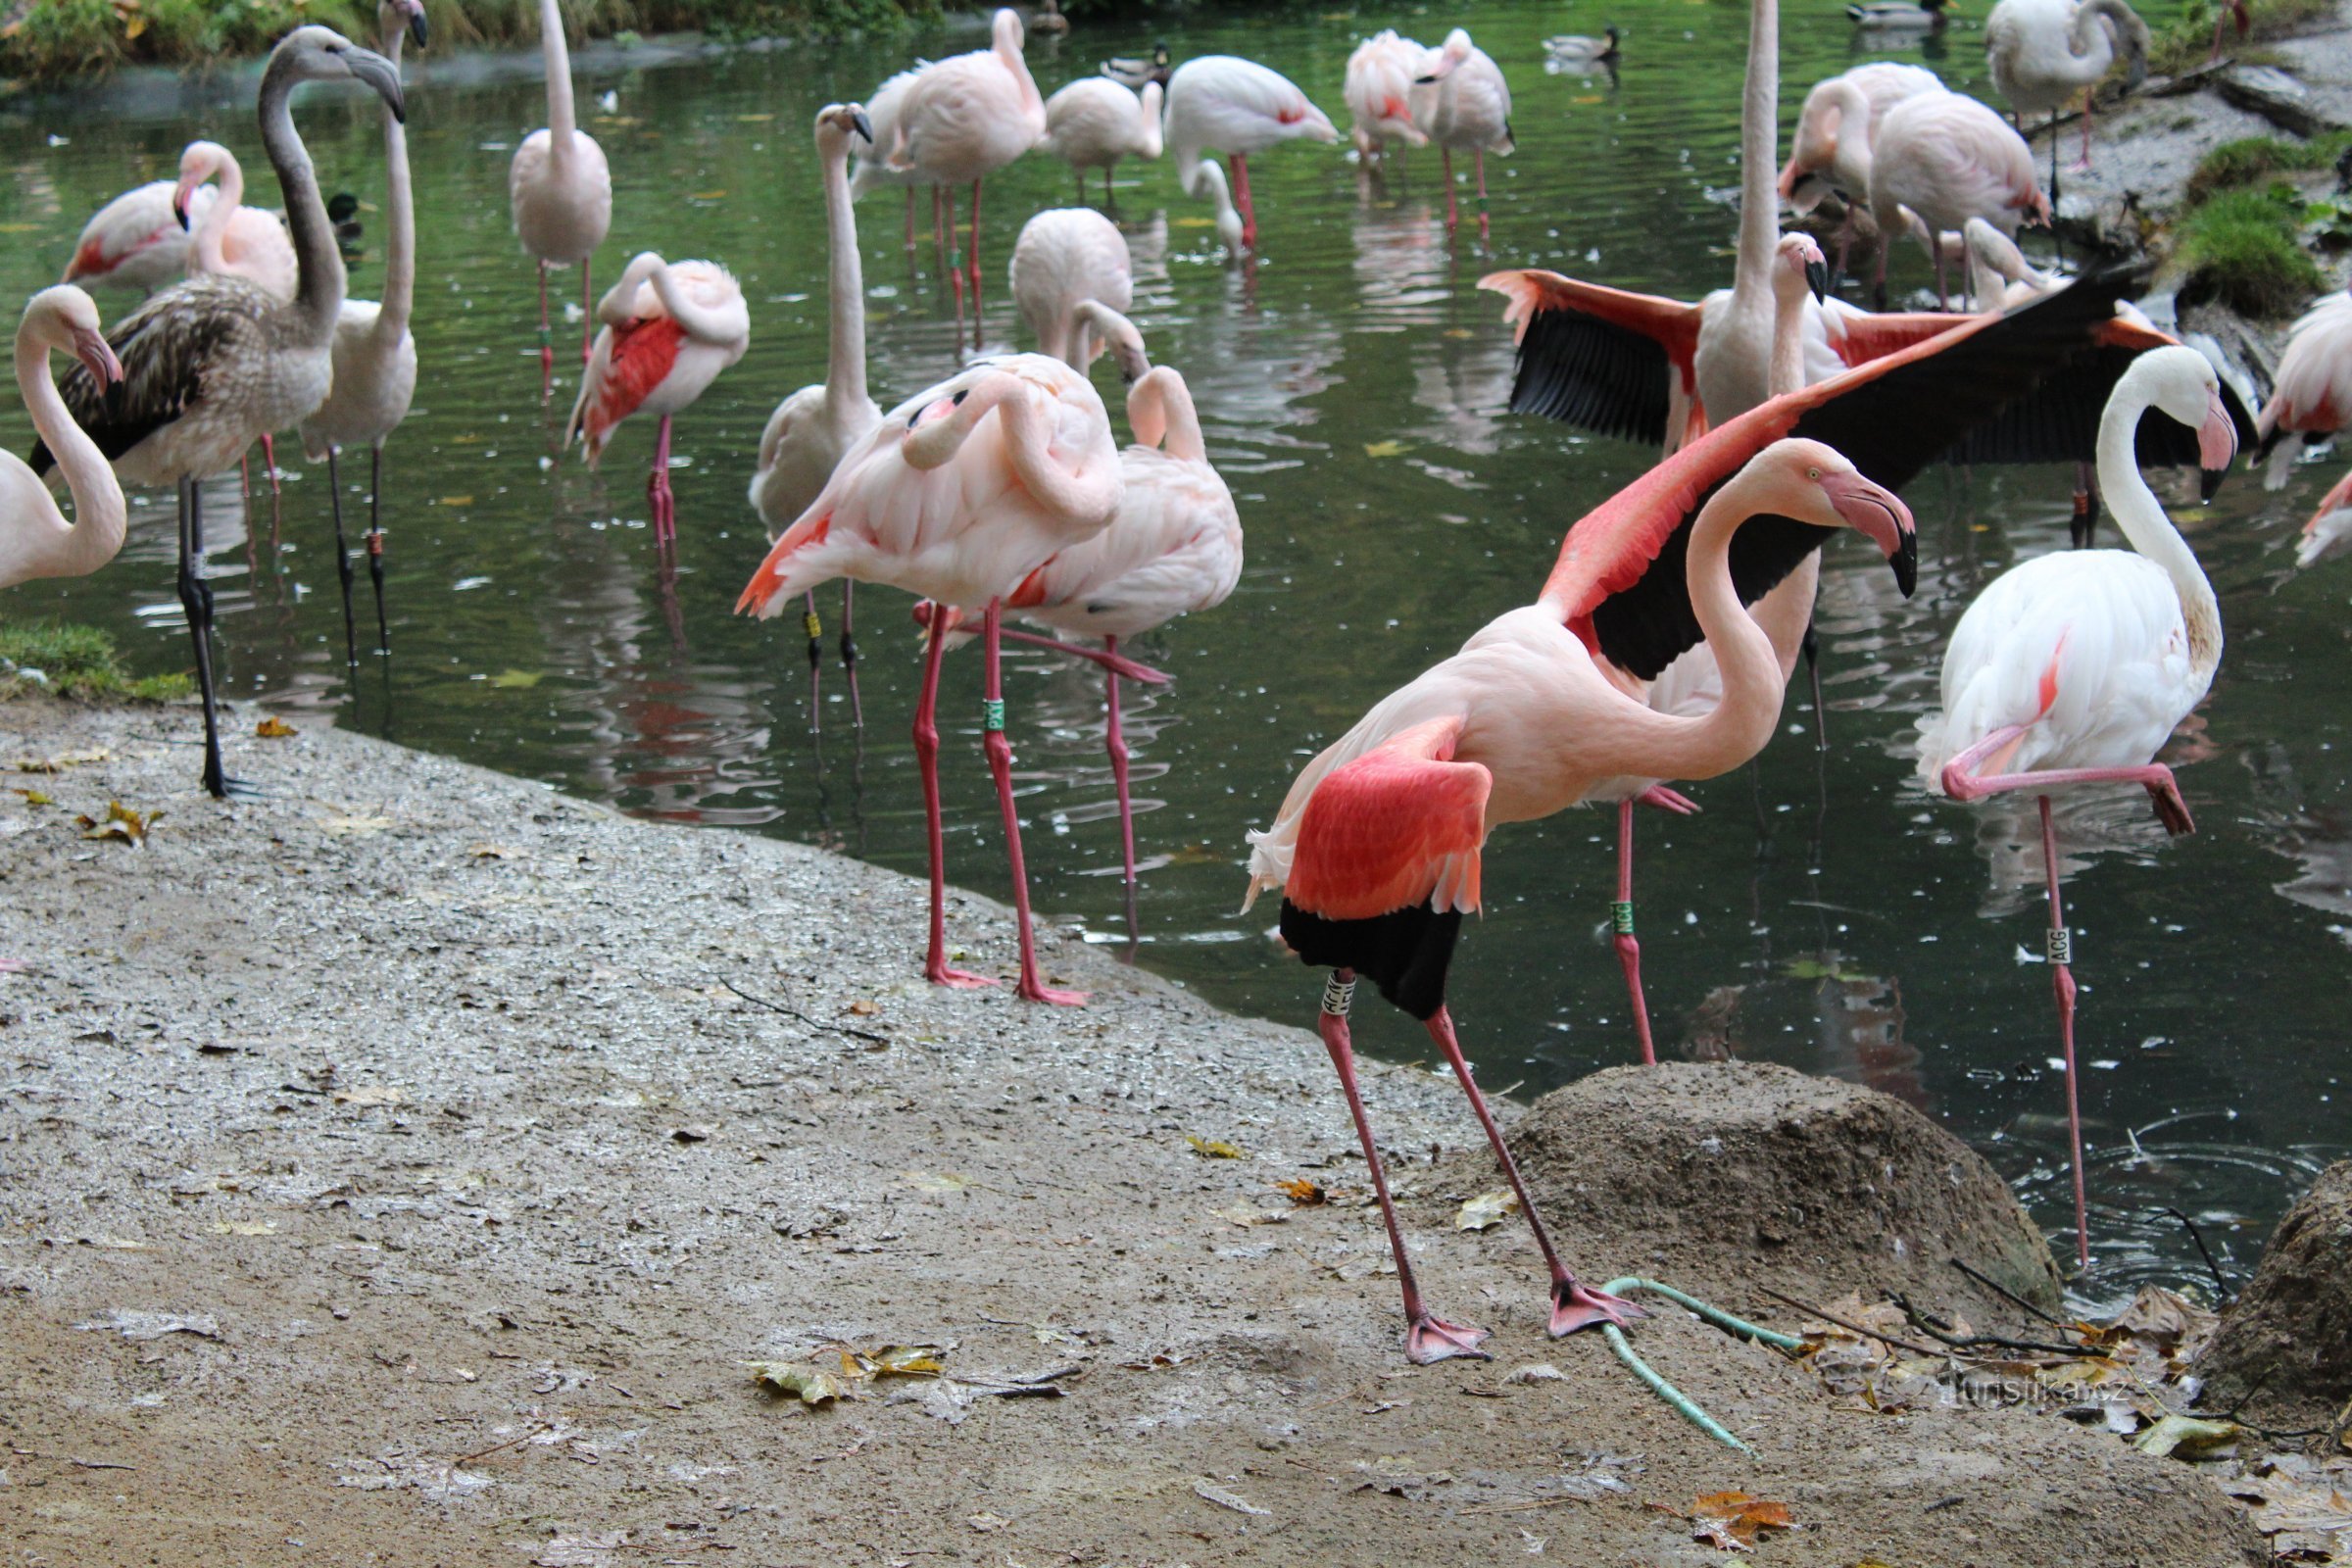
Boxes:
[175,140,297,302]
[1042,77,1163,198]
[1009,208,1148,379]
[1985,0,2149,123]
[1163,55,1336,248]
[508,0,612,270]
[1344,30,1432,160]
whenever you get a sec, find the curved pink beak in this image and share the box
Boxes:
[72,324,122,387]
[2198,387,2238,472]
[1822,469,1917,597]
[171,175,200,229]
[910,601,964,638]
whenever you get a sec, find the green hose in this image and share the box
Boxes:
[1597,1276,1806,1453]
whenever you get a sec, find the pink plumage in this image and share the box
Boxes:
[1286,716,1489,922]
[2256,289,2352,488]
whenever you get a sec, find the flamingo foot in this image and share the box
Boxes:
[1405,1313,1493,1364]
[1550,1278,1645,1338]
[2147,779,2196,837]
[1015,978,1089,1006]
[926,960,998,991]
[1638,785,1699,815]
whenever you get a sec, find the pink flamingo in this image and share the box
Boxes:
[65,177,218,295]
[1042,76,1163,205]
[1411,28,1514,236]
[510,0,612,392]
[1778,63,1946,281]
[1919,346,2237,1266]
[2298,467,2352,566]
[566,253,749,549]
[737,355,1125,1004]
[1164,55,1337,251]
[2254,287,2352,489]
[173,141,298,302]
[915,365,1242,897]
[1867,91,2049,310]
[1244,437,1915,1363]
[1985,0,2149,185]
[0,287,125,590]
[1009,208,1150,378]
[1344,30,1431,165]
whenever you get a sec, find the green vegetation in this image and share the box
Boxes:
[2176,183,2328,316]
[0,0,937,82]
[2147,0,2336,76]
[2184,130,2352,207]
[0,618,192,703]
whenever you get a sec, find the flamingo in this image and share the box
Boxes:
[1544,25,1623,69]
[510,0,613,391]
[1919,345,2237,1266]
[1163,56,1337,251]
[736,355,1125,1004]
[1778,63,1945,281]
[298,0,427,672]
[1242,438,1916,1363]
[2210,0,2252,58]
[1959,215,2060,311]
[849,64,928,252]
[172,143,298,301]
[2297,467,2352,566]
[0,287,125,591]
[1344,30,1431,165]
[916,366,1242,898]
[566,252,750,550]
[884,8,1047,323]
[2253,288,2352,489]
[1985,0,2149,189]
[1868,91,2049,310]
[751,104,882,729]
[1412,28,1514,236]
[1009,208,1150,380]
[30,27,406,800]
[1041,76,1162,204]
[64,177,220,295]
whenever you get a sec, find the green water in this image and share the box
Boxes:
[2,0,2341,1303]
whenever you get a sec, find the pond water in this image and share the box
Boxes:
[1,0,2342,1305]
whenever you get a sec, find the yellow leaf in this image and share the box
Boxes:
[1277,1177,1327,1206]
[123,14,147,38]
[748,1360,845,1405]
[1456,1189,1519,1230]
[735,114,773,122]
[1170,216,1216,228]
[10,788,52,806]
[1362,440,1406,459]
[0,222,45,234]
[1443,327,1474,339]
[1186,1136,1245,1159]
[436,496,474,507]
[209,1220,277,1236]
[688,190,728,200]
[855,1344,946,1379]
[488,668,543,689]
[332,1085,403,1106]
[74,801,156,846]
[254,716,296,738]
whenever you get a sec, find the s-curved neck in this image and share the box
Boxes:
[1637,470,1788,780]
[1137,81,1165,159]
[542,0,578,167]
[1733,0,1780,306]
[821,131,867,421]
[375,19,416,343]
[1818,77,1873,186]
[906,374,1119,526]
[1187,159,1242,247]
[16,323,125,582]
[1070,299,1138,371]
[2099,386,2221,682]
[188,150,244,278]
[259,49,346,337]
[1128,367,1203,461]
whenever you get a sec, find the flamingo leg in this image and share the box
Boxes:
[580,262,595,367]
[1103,166,1114,207]
[1425,1007,1643,1337]
[647,414,676,549]
[537,262,554,395]
[2071,462,2102,548]
[240,450,252,512]
[1802,619,1828,750]
[981,599,1086,1005]
[1441,146,1458,230]
[967,179,986,332]
[944,183,966,339]
[2075,92,2095,172]
[1474,148,1491,240]
[2031,794,2093,1268]
[261,432,281,499]
[1229,154,1256,249]
[177,478,233,801]
[325,445,359,671]
[1104,633,1138,893]
[1613,798,1660,1066]
[840,581,863,729]
[915,614,993,990]
[905,185,918,251]
[802,591,826,734]
[1318,972,1491,1364]
[1938,724,2195,837]
[992,625,1169,683]
[367,443,389,657]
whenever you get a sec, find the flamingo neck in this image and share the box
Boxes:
[1187,159,1243,250]
[909,375,1118,528]
[2098,388,2222,682]
[1069,299,1136,372]
[1768,278,1810,398]
[1137,81,1164,159]
[374,20,416,344]
[259,47,346,337]
[188,152,243,278]
[1129,368,1204,460]
[820,128,867,425]
[1818,78,1875,195]
[2070,0,2118,66]
[541,0,578,167]
[15,321,124,582]
[1733,0,1780,305]
[998,24,1043,120]
[1642,471,1788,780]
[641,260,732,344]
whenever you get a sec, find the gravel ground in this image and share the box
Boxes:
[0,698,2263,1566]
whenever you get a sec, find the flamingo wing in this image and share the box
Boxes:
[1942,318,2259,469]
[28,274,258,474]
[1280,714,1491,1020]
[1478,269,1704,447]
[1542,262,2144,680]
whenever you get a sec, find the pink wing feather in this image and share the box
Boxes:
[1286,715,1491,922]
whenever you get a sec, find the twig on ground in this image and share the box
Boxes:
[1947,1256,2069,1328]
[719,979,889,1045]
[1754,1287,1948,1360]
[2151,1206,2236,1298]
[1888,1294,2097,1359]
[455,1425,547,1467]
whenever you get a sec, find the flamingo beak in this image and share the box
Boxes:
[1804,256,1830,303]
[408,4,429,49]
[1822,470,1917,597]
[172,178,197,229]
[2197,388,2237,501]
[346,43,408,123]
[71,324,122,387]
[852,108,874,144]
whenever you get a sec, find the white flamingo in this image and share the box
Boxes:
[1411,28,1514,235]
[1778,63,1945,278]
[299,0,427,671]
[2255,288,2352,489]
[510,0,613,389]
[1868,90,2049,309]
[1164,55,1337,251]
[1042,76,1163,204]
[0,287,125,592]
[1344,30,1431,164]
[750,104,882,727]
[1986,0,2149,183]
[172,142,298,301]
[1009,208,1149,380]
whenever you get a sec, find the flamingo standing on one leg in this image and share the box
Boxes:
[1919,346,2238,1267]
[850,64,929,254]
[1163,55,1337,251]
[1869,91,2049,310]
[1411,28,1513,237]
[30,27,407,800]
[751,104,883,730]
[1244,440,1916,1363]
[2253,287,2352,489]
[1344,30,1431,166]
[1042,76,1163,205]
[1009,208,1151,380]
[299,0,428,672]
[567,253,749,550]
[736,355,1124,1004]
[1985,0,2149,195]
[0,287,125,591]
[2210,0,2252,58]
[510,0,612,394]
[915,366,1241,902]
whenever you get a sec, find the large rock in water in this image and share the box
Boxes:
[1504,1060,2065,1319]
[2195,1160,2352,1424]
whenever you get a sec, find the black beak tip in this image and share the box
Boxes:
[1414,74,1438,84]
[853,110,874,144]
[409,13,428,47]
[1892,534,1919,598]
[174,204,191,231]
[1805,260,1830,302]
[2200,467,2226,504]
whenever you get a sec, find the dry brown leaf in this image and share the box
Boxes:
[254,716,296,738]
[1689,1491,1793,1551]
[75,801,156,846]
[1276,1177,1327,1206]
[1456,1189,1519,1231]
[748,1360,844,1406]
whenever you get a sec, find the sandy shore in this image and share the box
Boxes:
[0,697,2263,1566]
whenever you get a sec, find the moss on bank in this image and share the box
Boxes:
[0,0,940,82]
[0,618,192,702]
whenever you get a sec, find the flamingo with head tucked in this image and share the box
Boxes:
[510,0,613,391]
[1010,207,1149,381]
[1986,0,2149,189]
[1164,55,1337,251]
[1411,28,1514,236]
[1042,75,1163,205]
[1344,30,1431,165]
[737,355,1124,1005]
[0,287,125,592]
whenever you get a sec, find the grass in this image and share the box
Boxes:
[2175,183,2328,316]
[0,0,937,81]
[2183,130,2352,206]
[2147,0,2338,77]
[0,618,193,703]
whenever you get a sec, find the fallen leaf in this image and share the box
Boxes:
[2134,1413,2238,1459]
[1211,1203,1289,1228]
[488,668,543,689]
[332,1085,403,1106]
[436,495,475,508]
[734,113,773,122]
[1362,440,1407,459]
[1193,1479,1270,1516]
[1688,1491,1793,1551]
[467,843,519,859]
[688,190,727,200]
[254,716,296,738]
[848,1344,948,1380]
[1187,1136,1245,1159]
[966,1511,1009,1532]
[209,1220,277,1236]
[10,787,53,806]
[845,999,880,1016]
[75,801,156,846]
[748,1360,845,1406]
[904,1170,969,1194]
[73,1309,220,1342]
[1456,1189,1520,1231]
[16,747,109,772]
[1277,1177,1327,1205]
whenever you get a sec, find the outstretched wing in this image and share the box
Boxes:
[1479,270,1704,448]
[1942,318,2260,467]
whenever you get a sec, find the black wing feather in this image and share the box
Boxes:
[1941,343,2260,469]
[1507,305,1674,447]
[29,276,259,476]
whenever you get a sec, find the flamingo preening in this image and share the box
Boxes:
[510,0,613,393]
[2254,287,2352,489]
[737,355,1125,1004]
[298,0,427,672]
[32,27,406,800]
[1009,207,1150,379]
[751,104,883,730]
[1778,62,1945,282]
[1344,30,1431,165]
[1244,438,1916,1363]
[1919,345,2238,1267]
[1164,55,1337,251]
[566,253,750,550]
[1411,28,1514,236]
[1985,0,2149,187]
[1041,76,1163,205]
[0,288,125,592]
[172,142,298,301]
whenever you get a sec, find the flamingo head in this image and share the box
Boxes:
[816,102,874,152]
[270,26,407,125]
[2150,346,2238,500]
[27,285,121,387]
[909,601,981,651]
[1760,439,1917,597]
[172,140,232,228]
[1775,232,1830,304]
[1415,29,1475,83]
[378,0,426,49]
[991,7,1025,57]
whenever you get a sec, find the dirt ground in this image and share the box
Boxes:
[0,699,2266,1566]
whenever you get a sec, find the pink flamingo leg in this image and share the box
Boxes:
[2075,92,2095,172]
[2034,796,2092,1268]
[905,185,918,251]
[995,626,1168,683]
[966,178,985,303]
[1228,154,1256,249]
[1319,972,1491,1363]
[840,581,863,730]
[261,432,281,499]
[1104,634,1138,892]
[1613,798,1660,1066]
[647,415,675,549]
[537,262,554,395]
[1474,148,1491,240]
[981,599,1086,1005]
[1442,147,1458,231]
[1938,722,2195,837]
[580,262,595,367]
[1425,1007,1644,1337]
[915,618,994,990]
[943,183,966,339]
[801,590,825,733]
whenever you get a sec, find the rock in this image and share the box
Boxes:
[2194,1160,2352,1425]
[1502,1060,2064,1321]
